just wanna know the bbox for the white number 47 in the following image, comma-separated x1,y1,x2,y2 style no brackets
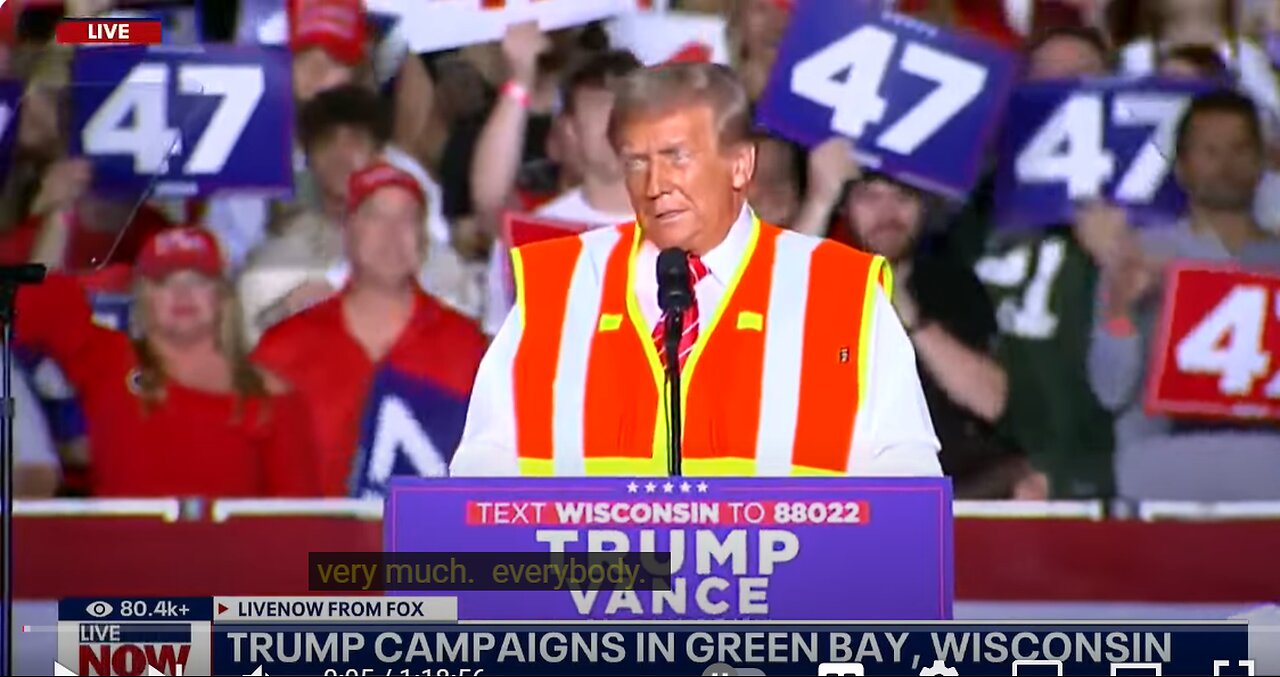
82,62,264,175
1176,284,1280,398
1015,92,1189,203
790,24,987,154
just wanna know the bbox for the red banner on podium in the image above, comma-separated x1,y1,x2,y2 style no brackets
1146,264,1280,421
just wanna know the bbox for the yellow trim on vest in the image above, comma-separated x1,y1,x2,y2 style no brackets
856,256,886,408
511,248,528,330
519,456,842,477
622,227,670,465
736,311,763,331
877,256,895,300
519,457,554,476
620,216,763,468
678,214,761,424
598,313,623,332
586,457,669,476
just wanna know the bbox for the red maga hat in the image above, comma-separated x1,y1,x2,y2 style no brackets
136,227,224,280
346,162,426,215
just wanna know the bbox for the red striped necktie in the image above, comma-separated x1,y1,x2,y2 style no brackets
653,255,710,371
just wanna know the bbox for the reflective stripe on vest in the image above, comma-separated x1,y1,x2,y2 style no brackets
510,217,887,477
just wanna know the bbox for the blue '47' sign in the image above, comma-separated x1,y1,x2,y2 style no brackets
756,0,1017,198
70,45,295,199
993,76,1214,229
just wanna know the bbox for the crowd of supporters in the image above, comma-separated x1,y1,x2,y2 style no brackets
1,0,1279,501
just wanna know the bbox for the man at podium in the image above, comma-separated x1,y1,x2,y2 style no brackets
452,63,940,478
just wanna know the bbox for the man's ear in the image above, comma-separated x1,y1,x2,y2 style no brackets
559,114,582,149
730,140,757,191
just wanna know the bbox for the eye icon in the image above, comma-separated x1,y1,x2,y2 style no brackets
86,601,114,618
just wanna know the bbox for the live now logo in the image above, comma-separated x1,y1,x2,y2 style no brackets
51,661,269,676
55,19,163,45
54,662,182,676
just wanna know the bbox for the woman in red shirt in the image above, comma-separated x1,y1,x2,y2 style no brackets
15,227,320,497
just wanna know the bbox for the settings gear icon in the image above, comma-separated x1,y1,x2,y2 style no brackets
920,659,959,676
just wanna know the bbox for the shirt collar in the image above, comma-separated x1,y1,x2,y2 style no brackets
699,204,755,285
638,203,754,285
333,284,440,328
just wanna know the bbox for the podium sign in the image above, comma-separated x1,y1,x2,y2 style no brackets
1147,264,1280,420
386,477,953,620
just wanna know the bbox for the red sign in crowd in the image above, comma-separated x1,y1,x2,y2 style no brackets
1147,265,1280,421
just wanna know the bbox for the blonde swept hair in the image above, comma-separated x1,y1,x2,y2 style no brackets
607,62,753,152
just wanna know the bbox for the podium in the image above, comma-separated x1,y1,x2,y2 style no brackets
385,477,954,620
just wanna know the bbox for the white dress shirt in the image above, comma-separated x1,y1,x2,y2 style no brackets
453,205,941,477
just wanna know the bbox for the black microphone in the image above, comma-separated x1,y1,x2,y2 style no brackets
655,248,692,477
656,248,693,316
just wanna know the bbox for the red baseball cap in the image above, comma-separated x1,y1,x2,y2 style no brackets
136,227,224,280
0,0,17,46
346,162,426,215
291,0,367,66
666,41,714,65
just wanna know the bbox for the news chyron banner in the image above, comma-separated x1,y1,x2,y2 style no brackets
56,597,1252,675
56,596,456,676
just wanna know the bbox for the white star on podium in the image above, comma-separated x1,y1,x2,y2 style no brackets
662,482,675,493
626,481,639,493
644,481,658,493
696,481,709,493
680,481,692,493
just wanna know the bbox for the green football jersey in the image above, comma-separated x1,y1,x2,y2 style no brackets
974,228,1116,498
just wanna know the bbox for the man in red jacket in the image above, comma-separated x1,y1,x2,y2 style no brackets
253,163,487,496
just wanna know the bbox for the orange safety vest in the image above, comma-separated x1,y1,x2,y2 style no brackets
509,216,892,477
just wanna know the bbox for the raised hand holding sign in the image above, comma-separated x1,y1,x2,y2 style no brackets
1147,265,1280,421
375,0,635,54
756,0,1017,197
994,77,1213,229
71,45,294,199
606,10,729,66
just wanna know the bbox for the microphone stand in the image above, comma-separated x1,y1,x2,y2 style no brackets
0,264,45,675
663,312,684,477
